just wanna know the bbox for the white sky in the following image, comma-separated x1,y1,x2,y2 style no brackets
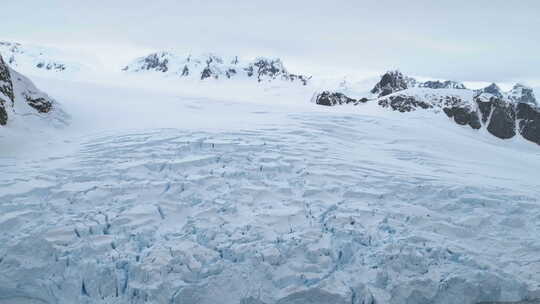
2,0,539,85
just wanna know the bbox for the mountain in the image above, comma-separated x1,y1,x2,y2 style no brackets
315,71,540,146
0,41,84,75
369,70,467,97
122,51,311,85
0,53,67,127
370,70,417,96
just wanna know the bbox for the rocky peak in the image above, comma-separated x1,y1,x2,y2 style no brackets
508,83,537,105
123,52,171,73
371,70,416,97
478,83,504,99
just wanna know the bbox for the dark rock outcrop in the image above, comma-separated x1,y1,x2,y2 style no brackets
36,62,66,71
378,93,481,130
377,95,432,112
244,58,310,85
419,80,466,90
483,97,516,139
314,91,364,106
474,83,526,140
246,58,282,81
225,68,237,79
181,65,189,76
0,54,14,102
371,71,415,97
0,101,6,125
200,67,213,80
0,54,14,125
24,94,53,113
124,52,170,72
517,103,540,145
473,83,540,142
288,74,310,86
443,107,481,129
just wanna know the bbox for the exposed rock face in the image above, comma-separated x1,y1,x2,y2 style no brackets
443,107,482,129
476,96,517,139
0,55,14,125
314,91,366,106
0,53,58,126
123,53,310,85
473,83,540,141
35,62,67,71
478,83,504,99
23,94,53,113
123,52,170,73
419,80,466,90
0,54,14,101
371,71,415,97
0,98,7,125
378,95,432,112
517,103,540,145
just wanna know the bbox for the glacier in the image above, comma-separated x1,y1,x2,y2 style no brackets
0,46,540,304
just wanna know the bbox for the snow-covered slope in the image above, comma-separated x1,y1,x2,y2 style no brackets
122,51,310,85
0,41,86,76
1,73,540,304
0,53,68,130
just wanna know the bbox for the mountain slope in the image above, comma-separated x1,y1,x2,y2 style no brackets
122,51,310,85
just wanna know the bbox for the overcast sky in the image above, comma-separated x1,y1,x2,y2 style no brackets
3,0,539,84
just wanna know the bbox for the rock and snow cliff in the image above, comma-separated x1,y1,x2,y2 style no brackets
0,53,67,127
315,70,540,146
122,51,311,85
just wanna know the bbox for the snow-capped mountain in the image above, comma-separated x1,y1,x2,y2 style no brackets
0,41,85,75
315,70,540,146
370,70,467,97
122,51,311,85
0,53,67,127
